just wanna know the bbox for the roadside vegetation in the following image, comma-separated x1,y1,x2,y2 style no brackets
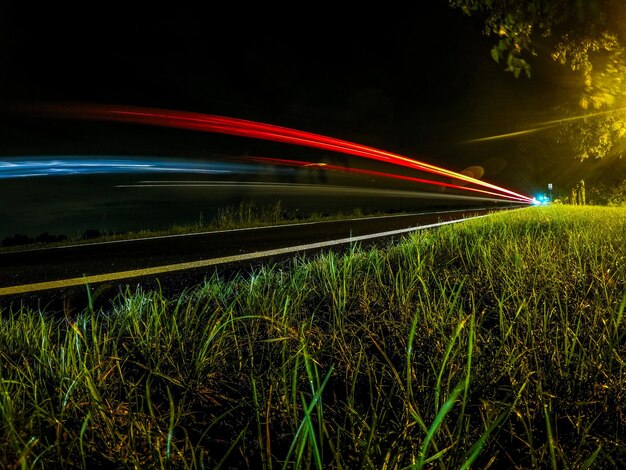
1,205,625,468
0,200,382,253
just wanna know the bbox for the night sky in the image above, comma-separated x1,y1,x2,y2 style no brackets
1,2,619,198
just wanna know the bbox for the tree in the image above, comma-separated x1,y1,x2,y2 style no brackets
449,0,626,159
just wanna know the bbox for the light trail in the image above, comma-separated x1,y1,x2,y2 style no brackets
242,156,531,202
114,180,516,203
0,157,260,179
463,106,626,143
540,105,626,126
462,125,558,143
12,102,534,203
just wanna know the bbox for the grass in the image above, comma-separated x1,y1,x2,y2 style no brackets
0,200,381,253
1,204,625,468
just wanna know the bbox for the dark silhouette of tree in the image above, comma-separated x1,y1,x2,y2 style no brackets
1,234,34,247
1,233,69,248
82,229,101,240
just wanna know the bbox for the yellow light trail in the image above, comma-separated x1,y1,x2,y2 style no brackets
462,106,626,143
463,126,557,143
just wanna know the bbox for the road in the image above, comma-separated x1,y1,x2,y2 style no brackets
0,206,523,311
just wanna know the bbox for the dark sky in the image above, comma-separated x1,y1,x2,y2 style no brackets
0,2,604,195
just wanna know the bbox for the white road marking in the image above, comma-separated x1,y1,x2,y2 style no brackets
0,214,489,296
3,208,495,253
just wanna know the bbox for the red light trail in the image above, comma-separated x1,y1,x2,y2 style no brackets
13,102,534,203
242,156,527,201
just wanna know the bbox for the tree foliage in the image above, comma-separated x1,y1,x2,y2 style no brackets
557,108,626,160
450,0,626,159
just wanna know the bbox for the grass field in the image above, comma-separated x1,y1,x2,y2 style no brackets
1,205,625,468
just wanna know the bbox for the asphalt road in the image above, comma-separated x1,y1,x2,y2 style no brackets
0,206,523,311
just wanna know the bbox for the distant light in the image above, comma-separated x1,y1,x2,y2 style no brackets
533,194,551,205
